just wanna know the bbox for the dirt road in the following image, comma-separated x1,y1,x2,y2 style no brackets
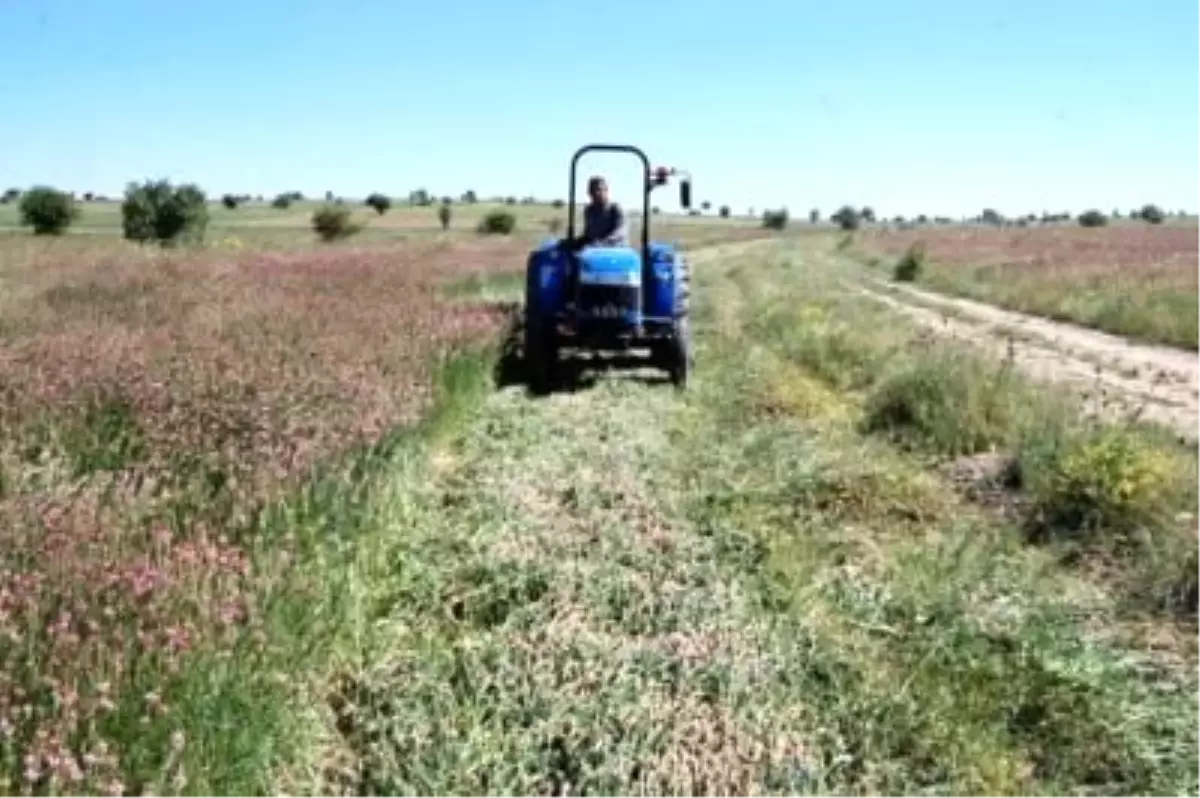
849,275,1199,442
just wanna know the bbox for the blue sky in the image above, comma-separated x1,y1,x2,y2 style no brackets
2,0,1196,217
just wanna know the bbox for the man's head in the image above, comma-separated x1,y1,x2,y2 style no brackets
587,175,609,207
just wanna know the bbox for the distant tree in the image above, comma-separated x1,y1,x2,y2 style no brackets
409,188,431,206
440,196,453,206
1,188,20,204
916,213,928,224
1077,209,1108,228
221,193,240,210
122,179,209,246
718,205,730,218
1111,208,1121,219
437,202,452,230
700,200,712,212
1138,203,1165,224
271,193,293,209
82,192,94,202
312,203,361,241
831,205,861,231
325,190,334,202
551,199,565,209
860,206,876,223
365,192,391,215
18,186,79,235
981,208,1003,226
462,190,477,203
762,208,789,230
504,196,516,205
651,206,661,215
809,208,820,224
477,209,516,235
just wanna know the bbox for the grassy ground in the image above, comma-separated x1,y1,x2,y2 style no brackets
320,239,1194,794
851,224,1199,349
1,225,1195,794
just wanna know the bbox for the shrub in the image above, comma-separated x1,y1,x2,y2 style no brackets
1138,204,1165,224
17,186,80,235
462,190,477,203
762,208,789,230
1077,209,1107,228
860,206,876,223
860,349,1027,456
437,203,452,230
271,193,293,209
121,180,209,246
809,208,820,223
1,187,20,203
831,205,861,231
312,203,361,241
222,194,240,210
893,241,926,282
701,201,712,212
365,193,391,215
477,210,516,235
1020,426,1186,553
551,199,565,209
718,205,730,218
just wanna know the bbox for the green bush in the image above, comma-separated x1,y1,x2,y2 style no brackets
437,203,452,230
221,194,240,210
18,186,80,235
477,210,516,235
271,193,293,209
762,208,789,230
1138,204,1165,225
831,205,861,231
365,193,391,215
1077,209,1107,228
893,241,927,282
718,205,730,218
1020,426,1184,544
860,349,1027,456
312,204,361,241
121,180,209,246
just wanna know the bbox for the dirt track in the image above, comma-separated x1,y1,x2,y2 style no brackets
851,276,1200,442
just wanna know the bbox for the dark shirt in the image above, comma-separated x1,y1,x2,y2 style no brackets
581,202,628,246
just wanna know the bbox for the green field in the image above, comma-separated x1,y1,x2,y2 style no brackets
0,210,1195,795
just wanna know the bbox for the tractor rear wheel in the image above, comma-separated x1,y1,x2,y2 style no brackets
524,315,556,394
666,316,692,388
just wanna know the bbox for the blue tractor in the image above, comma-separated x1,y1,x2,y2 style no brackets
523,143,695,393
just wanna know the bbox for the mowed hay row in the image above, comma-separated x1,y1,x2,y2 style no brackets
0,236,522,794
855,224,1199,348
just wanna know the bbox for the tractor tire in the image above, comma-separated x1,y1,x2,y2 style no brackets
666,316,692,389
524,315,556,394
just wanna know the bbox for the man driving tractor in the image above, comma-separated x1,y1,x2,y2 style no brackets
567,175,628,249
561,175,627,299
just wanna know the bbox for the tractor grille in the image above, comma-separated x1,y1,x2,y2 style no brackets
579,284,639,319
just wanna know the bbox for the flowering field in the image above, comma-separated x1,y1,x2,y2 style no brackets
855,223,1199,348
0,233,524,794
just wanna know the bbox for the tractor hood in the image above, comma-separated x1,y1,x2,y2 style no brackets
577,247,641,285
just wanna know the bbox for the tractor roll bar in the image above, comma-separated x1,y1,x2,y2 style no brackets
566,143,690,257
